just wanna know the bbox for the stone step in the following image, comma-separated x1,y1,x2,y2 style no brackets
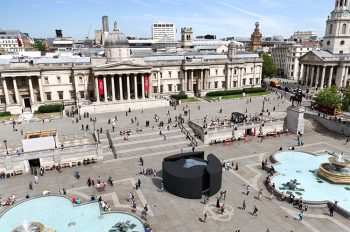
115,135,185,147
109,129,182,141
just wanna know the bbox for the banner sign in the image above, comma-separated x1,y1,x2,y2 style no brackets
144,75,149,95
98,79,104,95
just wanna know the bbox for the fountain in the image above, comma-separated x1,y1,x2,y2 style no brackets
318,153,350,184
12,221,54,232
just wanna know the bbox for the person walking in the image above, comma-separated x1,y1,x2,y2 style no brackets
329,204,335,217
346,138,349,145
246,185,250,196
203,212,207,223
298,211,304,221
258,189,263,200
242,200,246,210
34,175,38,184
252,206,258,216
138,179,141,188
160,182,164,192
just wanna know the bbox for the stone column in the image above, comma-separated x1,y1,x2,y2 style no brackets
95,76,100,102
200,69,204,90
119,75,123,101
299,64,304,83
157,72,161,98
111,75,116,102
148,74,152,99
340,66,347,88
304,65,309,84
38,76,45,103
2,78,10,105
328,66,334,87
204,70,208,90
126,74,131,100
134,74,138,100
28,77,35,103
141,75,145,99
190,70,194,91
315,66,320,87
103,75,108,102
320,66,326,89
310,66,315,87
12,77,20,104
345,66,349,87
184,70,187,92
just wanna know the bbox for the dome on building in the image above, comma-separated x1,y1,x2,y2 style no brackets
104,21,129,48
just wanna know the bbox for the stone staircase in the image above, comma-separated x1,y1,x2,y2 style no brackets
99,127,192,160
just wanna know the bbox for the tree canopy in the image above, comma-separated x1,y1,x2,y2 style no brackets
314,86,343,110
33,40,46,54
262,53,276,79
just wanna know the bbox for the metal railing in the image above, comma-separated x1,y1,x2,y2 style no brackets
178,121,198,147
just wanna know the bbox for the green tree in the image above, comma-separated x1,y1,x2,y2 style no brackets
262,53,276,79
314,86,343,110
33,40,46,54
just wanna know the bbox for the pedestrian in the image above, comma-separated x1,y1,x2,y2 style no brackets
192,146,195,152
138,179,141,188
160,182,164,192
216,198,220,208
246,185,250,195
298,211,304,221
258,189,263,200
63,188,66,195
34,175,38,184
329,204,335,217
242,200,246,210
270,189,274,200
203,212,207,223
346,138,349,145
252,206,258,216
235,162,239,170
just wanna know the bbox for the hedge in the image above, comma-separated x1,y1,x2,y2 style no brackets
35,104,64,114
171,92,188,100
0,112,11,117
206,87,267,97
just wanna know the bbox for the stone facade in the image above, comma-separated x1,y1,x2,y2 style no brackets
299,0,350,89
250,22,262,52
0,22,263,114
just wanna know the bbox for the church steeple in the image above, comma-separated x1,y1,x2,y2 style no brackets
322,0,350,54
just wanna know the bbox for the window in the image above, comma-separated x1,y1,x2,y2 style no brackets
160,72,163,78
80,91,85,98
329,24,333,35
233,81,237,88
69,76,73,83
178,71,180,78
168,84,172,92
340,40,345,45
215,69,218,75
57,76,61,84
79,76,83,84
342,24,347,34
327,41,331,46
69,91,74,99
249,78,253,85
256,78,260,85
160,85,163,93
243,79,246,85
234,69,237,75
221,81,225,88
45,92,51,101
251,68,253,73
168,71,172,78
208,82,211,89
58,91,64,100
44,77,49,84
214,82,218,88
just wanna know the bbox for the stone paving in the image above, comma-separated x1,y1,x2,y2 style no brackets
0,94,350,232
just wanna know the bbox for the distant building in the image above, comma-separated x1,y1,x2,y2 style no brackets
152,22,176,40
250,22,262,52
181,27,193,49
271,43,319,80
290,31,317,43
0,30,25,53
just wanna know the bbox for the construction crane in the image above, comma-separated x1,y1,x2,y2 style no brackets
86,22,92,40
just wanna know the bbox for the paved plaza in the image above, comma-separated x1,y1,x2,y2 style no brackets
0,93,350,232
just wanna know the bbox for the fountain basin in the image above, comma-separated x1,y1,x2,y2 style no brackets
318,163,350,184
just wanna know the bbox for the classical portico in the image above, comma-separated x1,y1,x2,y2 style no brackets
299,51,350,89
182,67,210,96
93,62,153,103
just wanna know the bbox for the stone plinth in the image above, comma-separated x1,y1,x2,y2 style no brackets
286,106,305,134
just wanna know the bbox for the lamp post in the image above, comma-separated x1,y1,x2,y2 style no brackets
188,109,191,121
76,92,81,120
53,136,57,148
262,97,266,113
3,140,8,155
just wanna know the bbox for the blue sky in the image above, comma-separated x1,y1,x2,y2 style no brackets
1,0,334,39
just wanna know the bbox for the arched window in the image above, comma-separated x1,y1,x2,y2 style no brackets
342,24,347,34
329,24,333,35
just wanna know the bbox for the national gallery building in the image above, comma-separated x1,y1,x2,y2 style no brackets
0,22,263,114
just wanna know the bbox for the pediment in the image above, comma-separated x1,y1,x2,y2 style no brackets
93,61,150,71
299,52,324,62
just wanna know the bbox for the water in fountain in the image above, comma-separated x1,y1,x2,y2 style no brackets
15,221,38,232
336,153,344,163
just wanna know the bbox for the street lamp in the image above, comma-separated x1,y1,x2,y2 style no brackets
3,140,8,155
262,97,266,113
188,109,191,121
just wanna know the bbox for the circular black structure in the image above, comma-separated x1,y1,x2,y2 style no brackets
162,151,222,199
